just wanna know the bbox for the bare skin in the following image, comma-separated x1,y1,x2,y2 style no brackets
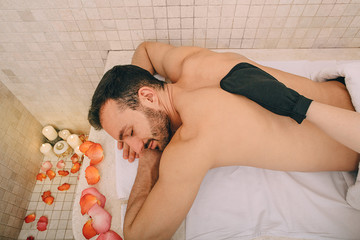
99,42,359,240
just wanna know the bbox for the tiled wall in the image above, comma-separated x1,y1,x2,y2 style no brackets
0,80,44,239
0,0,359,133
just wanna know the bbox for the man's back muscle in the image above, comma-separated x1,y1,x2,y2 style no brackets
174,87,358,172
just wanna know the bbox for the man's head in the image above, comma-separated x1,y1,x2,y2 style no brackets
88,65,171,153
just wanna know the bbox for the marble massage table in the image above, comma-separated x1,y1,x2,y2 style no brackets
73,49,360,240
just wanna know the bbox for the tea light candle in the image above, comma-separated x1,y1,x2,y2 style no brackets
67,134,82,149
40,143,56,157
42,125,58,141
59,129,71,140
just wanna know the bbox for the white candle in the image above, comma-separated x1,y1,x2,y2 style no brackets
42,125,58,141
67,134,82,149
59,129,71,140
40,143,56,157
74,145,84,157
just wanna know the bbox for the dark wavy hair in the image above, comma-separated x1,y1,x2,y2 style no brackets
88,65,166,130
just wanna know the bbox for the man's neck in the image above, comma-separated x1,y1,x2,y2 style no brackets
157,84,182,133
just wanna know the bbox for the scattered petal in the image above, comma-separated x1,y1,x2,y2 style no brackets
85,166,100,185
36,173,46,181
56,159,66,169
43,196,54,205
71,162,81,174
58,170,69,176
37,216,48,231
71,153,79,163
46,169,56,180
42,191,54,205
87,143,104,165
83,219,97,239
79,141,95,154
80,194,100,215
40,161,52,172
24,213,36,223
79,134,88,143
26,236,34,240
58,183,70,191
97,230,123,240
81,187,106,208
88,204,112,234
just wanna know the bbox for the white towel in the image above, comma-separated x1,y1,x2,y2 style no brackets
115,140,139,199
311,62,360,210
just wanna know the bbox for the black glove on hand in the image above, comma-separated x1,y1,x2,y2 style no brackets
220,63,313,124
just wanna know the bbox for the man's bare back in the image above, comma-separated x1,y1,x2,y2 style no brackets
173,86,358,172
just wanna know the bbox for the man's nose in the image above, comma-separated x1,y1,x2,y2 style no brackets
125,137,144,154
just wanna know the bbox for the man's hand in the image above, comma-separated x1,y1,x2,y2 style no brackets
117,141,139,163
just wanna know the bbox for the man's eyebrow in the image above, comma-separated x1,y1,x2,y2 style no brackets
118,125,127,141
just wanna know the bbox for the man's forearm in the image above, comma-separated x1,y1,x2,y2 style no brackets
123,150,160,239
131,42,155,74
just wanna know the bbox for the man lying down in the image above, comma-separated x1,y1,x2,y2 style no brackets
88,42,360,240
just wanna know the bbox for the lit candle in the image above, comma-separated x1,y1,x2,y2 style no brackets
42,125,58,141
59,129,71,140
40,143,56,157
67,134,82,149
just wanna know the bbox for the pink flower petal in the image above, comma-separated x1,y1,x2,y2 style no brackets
88,204,112,234
97,230,123,240
81,187,106,208
40,161,52,172
37,216,48,231
56,159,65,169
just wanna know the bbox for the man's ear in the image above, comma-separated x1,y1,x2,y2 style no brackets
138,86,159,108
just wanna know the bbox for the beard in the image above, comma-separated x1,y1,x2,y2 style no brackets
142,107,172,151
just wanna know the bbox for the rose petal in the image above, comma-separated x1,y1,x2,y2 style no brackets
88,204,112,234
85,166,100,185
26,236,34,240
43,196,54,205
41,191,51,200
97,230,123,240
71,153,79,163
71,162,81,174
83,219,97,239
37,216,48,231
79,141,95,154
56,159,65,169
80,194,100,215
86,143,104,165
58,170,69,176
40,161,52,172
81,187,106,208
24,213,36,223
36,173,46,181
58,183,70,191
46,169,56,180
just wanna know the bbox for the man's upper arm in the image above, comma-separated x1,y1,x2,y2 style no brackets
127,141,211,240
132,41,203,82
